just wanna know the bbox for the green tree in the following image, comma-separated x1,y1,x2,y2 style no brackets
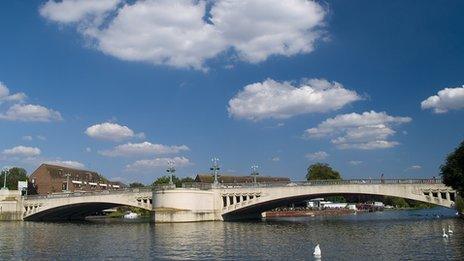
306,163,341,180
180,177,195,183
129,182,145,188
152,176,196,187
152,175,181,187
0,167,28,190
440,140,464,195
383,196,409,208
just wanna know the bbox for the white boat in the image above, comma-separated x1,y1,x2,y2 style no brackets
123,212,139,219
313,244,321,258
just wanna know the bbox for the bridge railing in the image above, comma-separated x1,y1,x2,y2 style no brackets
182,179,443,190
23,187,153,200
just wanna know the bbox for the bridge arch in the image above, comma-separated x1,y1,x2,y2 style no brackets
23,190,152,221
219,183,456,220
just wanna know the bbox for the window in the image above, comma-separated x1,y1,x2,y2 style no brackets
441,192,447,200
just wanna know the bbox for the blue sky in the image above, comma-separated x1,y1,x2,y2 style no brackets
1,0,463,184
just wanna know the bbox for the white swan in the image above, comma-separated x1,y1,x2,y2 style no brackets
442,228,448,238
313,244,321,258
448,225,453,235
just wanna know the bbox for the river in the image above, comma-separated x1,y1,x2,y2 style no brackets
0,208,462,260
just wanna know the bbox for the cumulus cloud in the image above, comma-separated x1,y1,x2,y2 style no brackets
99,141,189,157
40,0,121,23
2,146,41,157
304,111,411,150
0,82,26,103
22,136,33,141
0,104,62,122
228,78,361,121
405,165,422,172
45,160,86,169
40,0,327,70
305,151,329,161
348,160,363,166
210,0,325,63
126,156,192,171
85,122,143,141
421,86,464,113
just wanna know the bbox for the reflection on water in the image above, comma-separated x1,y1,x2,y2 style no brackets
1,208,463,260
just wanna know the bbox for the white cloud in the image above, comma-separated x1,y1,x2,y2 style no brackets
2,146,41,157
99,141,189,157
210,0,326,63
85,122,142,141
39,0,121,24
405,165,422,171
0,82,26,103
348,160,362,166
421,86,464,113
305,151,329,161
126,156,192,171
271,156,280,162
22,136,33,141
304,111,411,150
92,0,225,70
45,160,86,169
40,0,327,70
0,104,62,122
228,78,361,121
85,147,92,152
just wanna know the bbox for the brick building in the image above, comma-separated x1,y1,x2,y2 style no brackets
29,164,125,195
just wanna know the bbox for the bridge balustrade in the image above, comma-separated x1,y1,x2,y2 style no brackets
23,187,153,200
182,179,444,190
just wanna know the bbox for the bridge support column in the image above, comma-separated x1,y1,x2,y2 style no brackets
152,189,219,222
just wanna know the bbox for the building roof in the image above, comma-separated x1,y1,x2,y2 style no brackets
194,173,290,183
30,163,121,185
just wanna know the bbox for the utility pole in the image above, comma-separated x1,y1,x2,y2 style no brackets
166,160,176,187
210,157,220,187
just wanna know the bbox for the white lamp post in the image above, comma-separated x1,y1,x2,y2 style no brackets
210,157,220,187
251,164,259,185
2,167,10,190
167,160,176,187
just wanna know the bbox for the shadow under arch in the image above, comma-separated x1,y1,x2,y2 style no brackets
24,202,147,221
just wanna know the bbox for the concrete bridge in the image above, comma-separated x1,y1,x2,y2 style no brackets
22,188,152,221
11,179,457,222
153,179,457,222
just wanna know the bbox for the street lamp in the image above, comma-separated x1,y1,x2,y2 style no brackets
2,167,10,190
251,164,259,185
210,157,220,187
166,160,176,187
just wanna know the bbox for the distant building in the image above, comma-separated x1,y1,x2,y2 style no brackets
29,164,125,195
194,173,290,184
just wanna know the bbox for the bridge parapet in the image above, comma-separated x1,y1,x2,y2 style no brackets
182,179,446,190
23,188,153,200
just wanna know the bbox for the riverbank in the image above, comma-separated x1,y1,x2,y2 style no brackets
264,208,355,218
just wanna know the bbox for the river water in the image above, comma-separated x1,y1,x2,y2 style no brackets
1,208,463,260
